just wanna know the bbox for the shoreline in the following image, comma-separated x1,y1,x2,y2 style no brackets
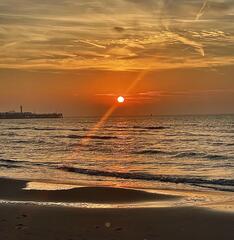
0,178,180,204
0,177,233,208
0,177,234,239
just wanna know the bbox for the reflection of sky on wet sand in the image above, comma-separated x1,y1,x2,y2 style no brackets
1,185,234,212
25,182,78,191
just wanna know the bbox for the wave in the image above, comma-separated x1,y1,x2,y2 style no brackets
1,132,18,136
132,126,168,130
205,154,230,160
0,158,51,165
7,125,168,133
35,127,67,131
10,139,49,145
0,159,26,164
60,135,118,140
226,143,234,146
8,127,32,130
11,140,32,144
8,127,87,132
34,127,87,132
59,166,234,189
211,142,225,146
134,150,168,155
0,159,62,169
174,152,204,158
174,152,230,160
133,149,231,160
0,159,26,169
0,164,21,169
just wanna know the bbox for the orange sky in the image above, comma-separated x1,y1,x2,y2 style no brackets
0,0,234,116
1,66,234,116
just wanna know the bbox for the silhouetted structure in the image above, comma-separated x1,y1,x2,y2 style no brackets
0,106,63,119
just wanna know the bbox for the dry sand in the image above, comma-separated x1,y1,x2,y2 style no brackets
0,178,233,240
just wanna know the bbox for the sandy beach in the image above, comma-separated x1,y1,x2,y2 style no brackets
0,178,233,240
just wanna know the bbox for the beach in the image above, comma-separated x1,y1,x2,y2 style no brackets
1,0,234,238
0,178,233,240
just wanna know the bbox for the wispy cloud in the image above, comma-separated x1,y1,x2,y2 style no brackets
195,0,209,21
77,40,106,49
124,89,234,102
0,0,233,71
167,32,205,56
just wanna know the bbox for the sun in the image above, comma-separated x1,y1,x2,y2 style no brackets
117,96,125,103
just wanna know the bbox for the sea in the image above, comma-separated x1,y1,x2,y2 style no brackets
0,115,233,193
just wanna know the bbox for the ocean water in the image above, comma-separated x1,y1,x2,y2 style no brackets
0,115,233,192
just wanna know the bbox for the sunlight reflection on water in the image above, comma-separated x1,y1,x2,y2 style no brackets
0,115,233,193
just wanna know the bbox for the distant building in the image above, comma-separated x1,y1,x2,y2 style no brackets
0,106,63,119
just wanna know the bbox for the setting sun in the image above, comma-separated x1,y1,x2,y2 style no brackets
117,96,125,103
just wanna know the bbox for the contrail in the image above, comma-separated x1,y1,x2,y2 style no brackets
1,42,18,49
78,40,106,49
196,0,209,21
158,1,205,56
171,33,205,57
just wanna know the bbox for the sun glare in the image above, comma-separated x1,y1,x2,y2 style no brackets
117,96,125,103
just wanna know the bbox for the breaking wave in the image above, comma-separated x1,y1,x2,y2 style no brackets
59,166,234,191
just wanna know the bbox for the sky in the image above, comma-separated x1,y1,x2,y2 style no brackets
0,0,234,116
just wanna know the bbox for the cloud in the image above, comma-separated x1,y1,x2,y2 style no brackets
113,26,125,32
167,32,205,56
107,47,137,58
195,0,209,21
77,40,106,49
134,89,234,100
95,89,234,105
0,0,233,71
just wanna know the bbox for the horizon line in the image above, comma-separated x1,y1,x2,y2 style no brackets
64,112,234,118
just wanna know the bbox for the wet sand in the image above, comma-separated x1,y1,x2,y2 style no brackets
0,178,178,203
0,178,234,240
